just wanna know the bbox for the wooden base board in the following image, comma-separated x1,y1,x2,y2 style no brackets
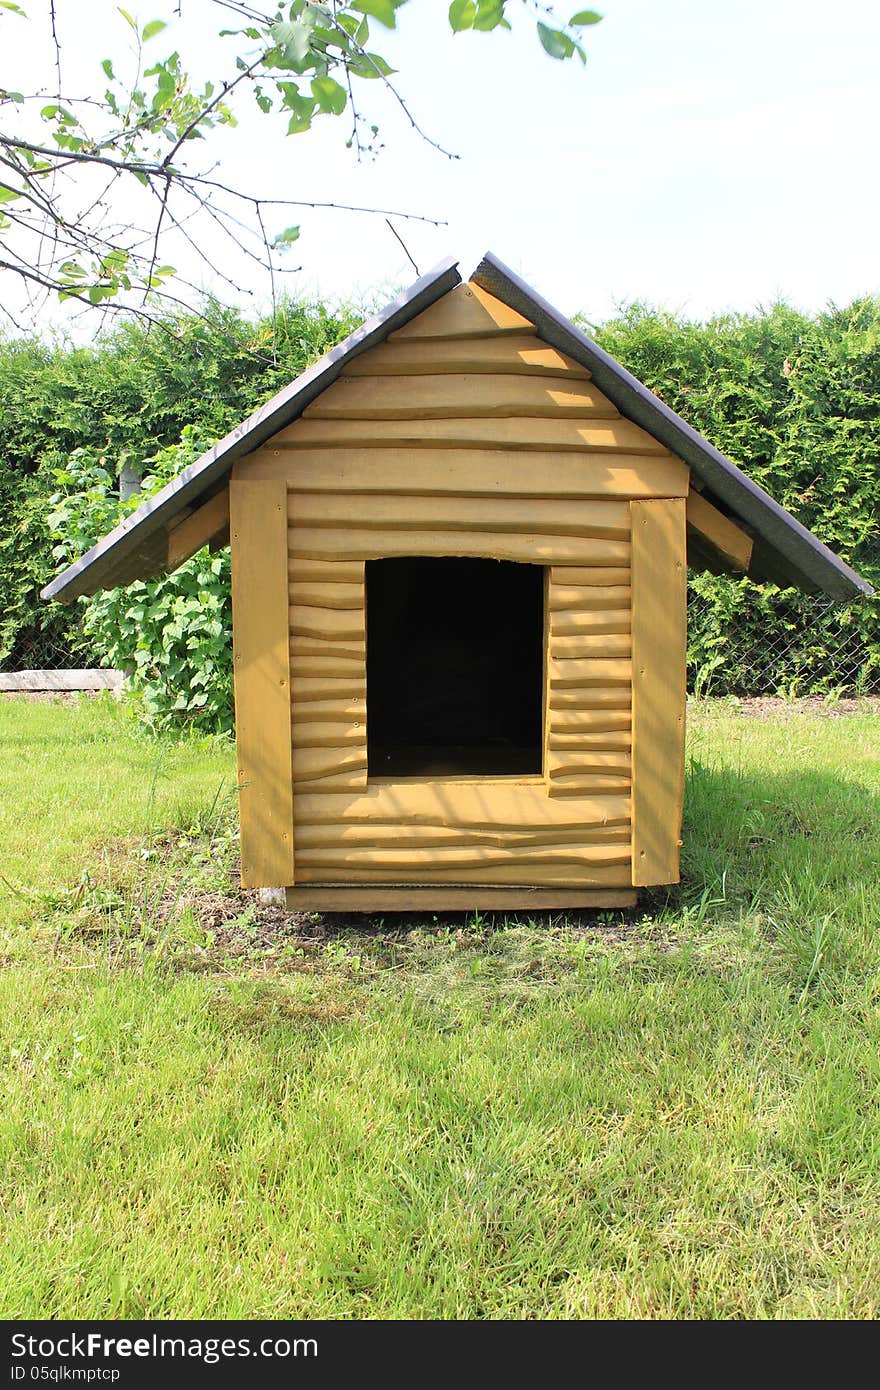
285,886,637,912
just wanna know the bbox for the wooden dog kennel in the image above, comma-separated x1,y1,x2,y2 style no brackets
44,253,871,911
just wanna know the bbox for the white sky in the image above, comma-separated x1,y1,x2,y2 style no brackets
3,0,880,329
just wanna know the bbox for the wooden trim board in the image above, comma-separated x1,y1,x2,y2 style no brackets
686,489,753,572
230,478,295,888
286,886,637,912
630,498,687,886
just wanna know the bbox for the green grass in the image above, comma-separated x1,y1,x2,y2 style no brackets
0,694,879,1318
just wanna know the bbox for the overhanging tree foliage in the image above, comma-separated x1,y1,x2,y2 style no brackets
0,0,601,327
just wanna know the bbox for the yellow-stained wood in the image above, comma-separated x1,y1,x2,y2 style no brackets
292,696,365,723
297,822,629,849
290,639,365,664
305,374,619,422
288,492,630,538
296,862,633,887
298,843,631,872
550,566,632,587
293,746,368,785
343,335,591,378
289,604,365,639
288,582,363,610
686,489,754,572
547,687,631,710
290,653,365,679
549,607,631,635
166,488,230,571
548,751,631,777
287,886,638,911
388,282,535,340
230,479,294,889
548,657,632,688
292,676,366,703
289,527,631,567
549,710,631,734
244,448,688,499
630,497,687,886
273,416,672,454
548,731,632,752
294,723,367,750
288,558,364,585
550,584,631,611
549,633,631,659
296,782,630,830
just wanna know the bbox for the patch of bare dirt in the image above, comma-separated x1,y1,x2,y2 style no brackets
693,696,880,719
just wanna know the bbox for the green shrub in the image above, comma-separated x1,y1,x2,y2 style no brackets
0,298,360,670
592,299,880,695
47,430,234,733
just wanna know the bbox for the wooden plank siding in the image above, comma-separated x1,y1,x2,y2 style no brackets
232,279,689,896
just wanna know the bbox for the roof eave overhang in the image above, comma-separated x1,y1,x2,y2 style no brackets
472,251,873,601
42,256,462,603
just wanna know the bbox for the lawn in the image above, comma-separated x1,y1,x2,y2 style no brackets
0,694,878,1319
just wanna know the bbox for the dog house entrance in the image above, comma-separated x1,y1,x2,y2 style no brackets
366,557,544,778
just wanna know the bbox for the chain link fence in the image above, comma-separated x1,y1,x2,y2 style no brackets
1,613,93,674
4,582,878,699
687,588,879,699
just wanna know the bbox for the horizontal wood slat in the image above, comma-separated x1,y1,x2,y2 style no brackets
547,658,632,688
243,448,688,500
547,732,632,752
291,677,366,703
289,492,630,538
296,782,630,830
273,417,672,454
289,606,365,640
548,633,631,659
549,710,631,733
288,558,364,585
343,335,591,379
550,566,632,588
297,822,629,849
288,582,364,610
549,606,630,634
304,374,619,422
294,863,633,887
550,585,631,612
290,528,631,566
547,687,632,710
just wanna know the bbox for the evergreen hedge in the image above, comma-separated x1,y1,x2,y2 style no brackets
1,293,877,730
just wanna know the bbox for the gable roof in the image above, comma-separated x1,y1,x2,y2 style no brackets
43,251,871,603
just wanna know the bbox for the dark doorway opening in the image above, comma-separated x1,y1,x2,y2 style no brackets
366,556,544,777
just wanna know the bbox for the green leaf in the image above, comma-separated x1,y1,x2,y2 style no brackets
0,2,27,15
448,0,476,31
311,74,346,115
347,51,395,79
101,58,114,80
117,7,136,31
270,17,314,66
142,18,167,41
351,0,404,30
569,9,602,24
474,0,505,31
536,21,574,59
0,182,21,203
272,224,300,250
